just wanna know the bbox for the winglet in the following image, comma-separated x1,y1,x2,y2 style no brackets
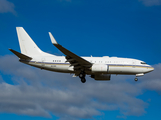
49,32,58,45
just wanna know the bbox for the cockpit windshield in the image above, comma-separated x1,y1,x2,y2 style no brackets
141,62,147,64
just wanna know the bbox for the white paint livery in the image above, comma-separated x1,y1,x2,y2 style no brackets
9,27,154,83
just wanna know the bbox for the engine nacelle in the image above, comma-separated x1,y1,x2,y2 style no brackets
91,74,111,81
91,64,108,73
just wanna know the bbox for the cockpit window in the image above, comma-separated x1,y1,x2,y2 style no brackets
141,62,147,64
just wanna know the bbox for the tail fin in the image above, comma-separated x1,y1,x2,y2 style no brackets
16,27,43,57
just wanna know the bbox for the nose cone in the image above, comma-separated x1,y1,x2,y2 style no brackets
147,66,154,73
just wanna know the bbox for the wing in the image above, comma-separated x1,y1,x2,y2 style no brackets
49,32,92,71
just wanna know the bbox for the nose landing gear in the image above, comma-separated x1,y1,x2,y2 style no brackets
134,78,138,81
81,78,86,83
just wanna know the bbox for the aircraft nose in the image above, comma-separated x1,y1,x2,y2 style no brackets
148,66,154,72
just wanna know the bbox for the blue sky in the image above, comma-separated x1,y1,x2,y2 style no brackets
0,0,161,120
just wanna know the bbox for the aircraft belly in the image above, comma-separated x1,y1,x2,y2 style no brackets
108,65,147,74
26,61,72,73
45,64,67,70
21,61,150,75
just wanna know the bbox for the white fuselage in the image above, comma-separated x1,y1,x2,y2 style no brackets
20,55,154,76
10,27,154,82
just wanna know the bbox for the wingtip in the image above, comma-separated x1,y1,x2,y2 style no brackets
9,48,15,53
49,32,58,45
8,48,13,51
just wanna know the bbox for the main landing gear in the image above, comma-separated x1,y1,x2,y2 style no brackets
134,77,138,81
79,71,86,83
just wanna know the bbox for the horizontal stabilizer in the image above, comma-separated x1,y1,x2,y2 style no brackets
9,49,32,60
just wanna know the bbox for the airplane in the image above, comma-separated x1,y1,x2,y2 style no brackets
9,27,154,83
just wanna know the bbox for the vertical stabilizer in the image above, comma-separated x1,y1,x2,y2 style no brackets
16,27,43,57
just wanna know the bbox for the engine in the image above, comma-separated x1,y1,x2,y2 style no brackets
91,64,108,73
91,74,111,81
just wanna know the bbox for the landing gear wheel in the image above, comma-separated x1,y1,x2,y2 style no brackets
79,71,86,83
134,78,138,81
79,73,85,78
81,78,86,83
